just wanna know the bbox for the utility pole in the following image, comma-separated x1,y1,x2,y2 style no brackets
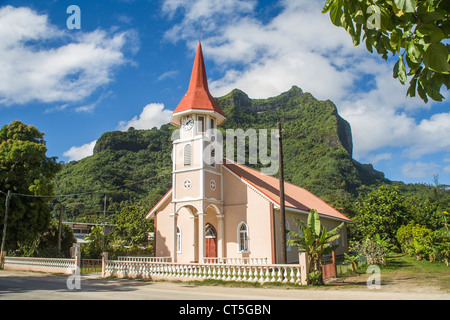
57,204,63,253
102,195,107,251
97,196,114,252
1,190,12,268
278,121,287,264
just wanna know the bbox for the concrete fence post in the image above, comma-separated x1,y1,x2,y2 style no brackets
299,252,309,285
102,252,108,277
72,243,81,273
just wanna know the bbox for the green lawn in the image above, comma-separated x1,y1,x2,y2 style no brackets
379,254,450,292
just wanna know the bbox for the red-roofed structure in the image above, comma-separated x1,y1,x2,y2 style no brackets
171,41,226,127
147,40,351,264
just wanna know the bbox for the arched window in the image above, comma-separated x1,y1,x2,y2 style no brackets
238,222,249,252
176,227,181,253
184,143,192,166
205,224,216,238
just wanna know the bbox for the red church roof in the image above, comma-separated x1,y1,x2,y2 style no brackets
147,159,352,223
222,159,352,223
171,41,226,127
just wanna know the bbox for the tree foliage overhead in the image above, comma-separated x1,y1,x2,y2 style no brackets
322,0,450,103
0,120,61,249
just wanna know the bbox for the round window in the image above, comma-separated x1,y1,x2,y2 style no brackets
183,179,192,189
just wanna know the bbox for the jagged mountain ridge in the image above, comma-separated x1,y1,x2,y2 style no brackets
53,86,388,220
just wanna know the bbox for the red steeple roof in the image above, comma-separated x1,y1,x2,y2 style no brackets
171,41,226,126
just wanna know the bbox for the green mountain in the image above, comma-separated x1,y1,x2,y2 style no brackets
51,86,389,222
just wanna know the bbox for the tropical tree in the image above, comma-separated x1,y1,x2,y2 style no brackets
82,225,105,259
287,209,344,285
0,120,61,250
322,0,450,103
351,185,408,246
113,205,151,247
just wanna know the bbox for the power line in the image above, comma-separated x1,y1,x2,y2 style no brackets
0,176,158,199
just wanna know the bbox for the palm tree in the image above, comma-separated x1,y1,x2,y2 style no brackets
287,209,344,285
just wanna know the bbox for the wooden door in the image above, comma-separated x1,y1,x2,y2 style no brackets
205,237,217,258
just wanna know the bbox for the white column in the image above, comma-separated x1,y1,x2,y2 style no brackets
190,215,197,262
217,213,225,259
198,212,205,262
170,212,178,263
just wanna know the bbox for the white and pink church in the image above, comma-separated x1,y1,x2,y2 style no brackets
146,40,352,264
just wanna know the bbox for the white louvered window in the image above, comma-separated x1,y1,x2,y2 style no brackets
184,143,192,166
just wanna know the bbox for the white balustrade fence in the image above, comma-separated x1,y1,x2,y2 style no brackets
201,257,268,265
117,256,172,263
104,260,303,284
3,256,76,274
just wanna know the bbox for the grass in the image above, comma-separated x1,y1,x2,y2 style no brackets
329,253,450,292
379,254,450,292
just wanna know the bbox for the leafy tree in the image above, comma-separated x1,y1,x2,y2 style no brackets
82,225,106,259
0,120,61,250
287,209,344,285
322,0,450,103
16,219,76,258
351,185,409,246
113,205,152,246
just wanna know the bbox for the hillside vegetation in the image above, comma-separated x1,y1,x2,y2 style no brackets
50,86,438,223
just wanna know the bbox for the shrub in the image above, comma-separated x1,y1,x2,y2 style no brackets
349,234,390,266
396,224,433,254
400,228,450,264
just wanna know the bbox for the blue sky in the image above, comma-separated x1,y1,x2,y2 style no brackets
1,0,449,186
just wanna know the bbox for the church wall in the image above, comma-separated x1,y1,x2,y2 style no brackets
222,168,273,262
176,206,196,263
204,170,221,200
174,171,201,199
154,199,173,259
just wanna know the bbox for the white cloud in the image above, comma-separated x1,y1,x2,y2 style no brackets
63,140,97,162
401,161,440,179
366,153,392,165
161,0,450,173
117,103,172,131
0,5,136,106
407,112,450,158
158,70,179,81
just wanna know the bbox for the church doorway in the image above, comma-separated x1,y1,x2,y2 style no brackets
205,224,217,260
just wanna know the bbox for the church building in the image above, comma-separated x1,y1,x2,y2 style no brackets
146,40,352,264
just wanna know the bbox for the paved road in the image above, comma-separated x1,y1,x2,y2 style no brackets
1,270,449,300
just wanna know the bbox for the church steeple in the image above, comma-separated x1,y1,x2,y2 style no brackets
171,40,226,127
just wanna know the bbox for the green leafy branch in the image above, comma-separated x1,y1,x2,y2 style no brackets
322,0,450,103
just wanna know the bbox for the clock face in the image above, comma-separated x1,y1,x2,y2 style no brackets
182,117,194,131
